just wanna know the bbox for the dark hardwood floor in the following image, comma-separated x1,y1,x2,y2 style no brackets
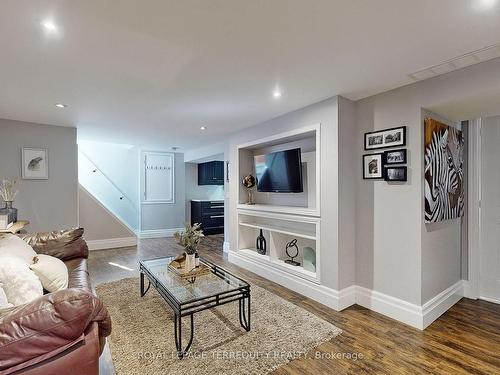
89,235,500,375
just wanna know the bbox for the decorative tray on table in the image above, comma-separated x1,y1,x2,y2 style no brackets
168,254,211,280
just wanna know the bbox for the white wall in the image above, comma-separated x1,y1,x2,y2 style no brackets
226,96,342,290
140,152,185,231
356,90,423,304
478,115,500,302
184,142,226,163
78,141,140,231
0,119,78,233
78,141,140,208
78,141,186,234
185,56,500,325
79,185,134,241
355,57,500,305
338,97,357,289
185,162,224,223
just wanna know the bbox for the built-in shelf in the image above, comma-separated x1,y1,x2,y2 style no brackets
239,221,316,240
239,248,271,262
237,249,317,283
234,124,322,288
237,204,319,217
273,258,317,280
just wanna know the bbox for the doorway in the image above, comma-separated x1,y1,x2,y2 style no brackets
478,116,500,304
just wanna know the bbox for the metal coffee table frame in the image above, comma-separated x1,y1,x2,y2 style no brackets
139,257,251,358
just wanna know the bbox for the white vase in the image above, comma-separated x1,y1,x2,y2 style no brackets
185,253,196,271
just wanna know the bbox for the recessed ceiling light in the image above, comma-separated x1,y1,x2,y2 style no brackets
55,103,67,108
472,0,497,11
200,126,207,130
273,90,282,98
41,20,57,32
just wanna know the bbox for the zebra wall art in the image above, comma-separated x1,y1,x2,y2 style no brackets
424,118,464,223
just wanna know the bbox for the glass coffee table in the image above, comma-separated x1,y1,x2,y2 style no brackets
139,256,251,358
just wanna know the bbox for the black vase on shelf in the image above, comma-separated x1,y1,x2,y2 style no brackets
256,229,267,255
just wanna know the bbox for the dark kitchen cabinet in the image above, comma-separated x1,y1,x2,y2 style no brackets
191,200,224,235
198,161,224,185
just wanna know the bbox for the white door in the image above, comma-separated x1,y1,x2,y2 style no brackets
143,152,174,203
480,116,500,304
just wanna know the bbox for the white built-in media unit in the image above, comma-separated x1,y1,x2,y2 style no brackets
228,124,332,303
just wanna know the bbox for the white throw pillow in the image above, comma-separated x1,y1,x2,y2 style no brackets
0,256,43,306
0,283,13,309
29,254,69,292
0,234,37,264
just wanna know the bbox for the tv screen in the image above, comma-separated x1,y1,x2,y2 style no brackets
254,148,303,193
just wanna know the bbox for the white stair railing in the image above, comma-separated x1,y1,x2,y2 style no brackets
78,150,139,232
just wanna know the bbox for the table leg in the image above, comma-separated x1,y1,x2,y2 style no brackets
140,272,151,297
174,314,194,359
239,294,251,332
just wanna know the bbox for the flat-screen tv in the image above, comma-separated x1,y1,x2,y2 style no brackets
254,148,303,193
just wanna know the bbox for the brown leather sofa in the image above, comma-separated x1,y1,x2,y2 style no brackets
0,228,111,375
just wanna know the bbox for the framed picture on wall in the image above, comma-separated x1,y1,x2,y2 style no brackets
384,148,407,164
22,148,48,179
364,126,406,150
362,153,384,179
385,166,407,182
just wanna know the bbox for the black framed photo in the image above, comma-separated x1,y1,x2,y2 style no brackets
364,126,406,150
385,166,407,182
363,153,384,179
384,148,407,164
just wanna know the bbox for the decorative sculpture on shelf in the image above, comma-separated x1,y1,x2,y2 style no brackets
284,239,300,266
256,229,267,255
242,174,256,205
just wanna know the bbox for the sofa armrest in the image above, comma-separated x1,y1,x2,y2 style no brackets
0,288,111,373
18,228,89,261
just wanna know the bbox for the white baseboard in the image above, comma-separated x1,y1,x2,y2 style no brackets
87,237,137,251
463,280,476,299
228,250,355,311
422,280,464,329
479,295,500,304
356,280,464,330
356,286,423,328
228,250,464,330
223,241,231,253
338,285,357,310
138,228,183,239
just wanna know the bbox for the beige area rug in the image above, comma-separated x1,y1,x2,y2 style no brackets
96,277,341,375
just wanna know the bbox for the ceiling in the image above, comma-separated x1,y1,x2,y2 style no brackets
1,0,500,151
429,87,500,122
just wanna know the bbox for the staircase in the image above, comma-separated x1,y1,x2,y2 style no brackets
78,149,139,234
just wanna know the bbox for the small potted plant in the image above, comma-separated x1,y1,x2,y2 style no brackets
174,223,204,270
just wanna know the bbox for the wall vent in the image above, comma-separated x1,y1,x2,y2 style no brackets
408,43,500,81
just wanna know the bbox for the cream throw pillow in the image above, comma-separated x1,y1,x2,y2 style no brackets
0,234,37,264
0,283,13,309
30,254,69,292
0,256,43,306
